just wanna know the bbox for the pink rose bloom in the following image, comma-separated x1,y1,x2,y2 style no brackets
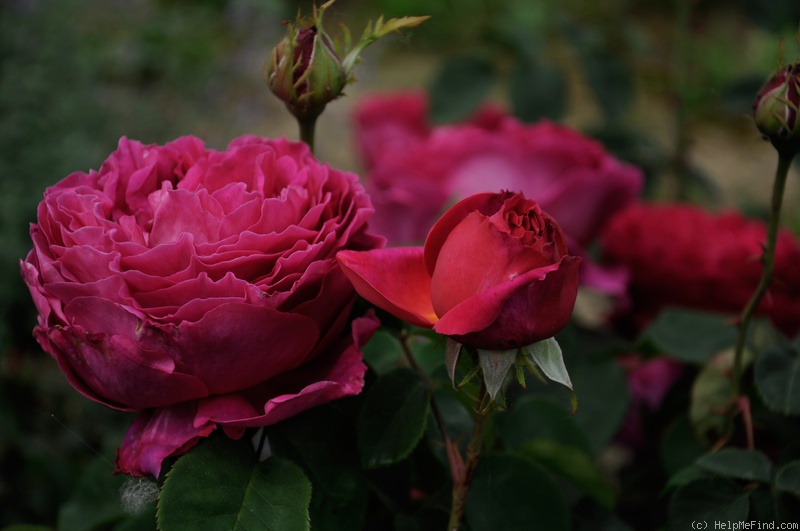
353,91,643,295
601,202,800,338
20,135,382,477
338,192,581,350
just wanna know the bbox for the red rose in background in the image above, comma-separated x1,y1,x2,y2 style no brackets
353,91,642,296
338,192,581,350
601,202,800,338
20,135,382,477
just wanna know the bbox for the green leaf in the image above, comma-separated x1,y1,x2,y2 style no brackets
57,456,129,531
407,329,447,376
519,327,628,454
361,329,403,375
660,415,706,476
267,406,368,531
465,453,569,531
428,55,496,124
663,465,709,494
754,345,800,415
776,461,800,498
569,358,628,455
642,309,737,364
357,368,430,469
157,437,311,531
748,486,779,523
509,56,567,122
494,396,592,456
426,386,474,466
668,478,750,530
477,348,517,401
696,448,773,483
517,439,615,508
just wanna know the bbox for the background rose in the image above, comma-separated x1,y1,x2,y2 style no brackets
20,135,382,477
338,191,580,350
615,354,684,448
600,202,800,338
353,91,642,295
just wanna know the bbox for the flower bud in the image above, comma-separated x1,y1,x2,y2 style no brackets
753,61,800,156
265,1,429,130
266,21,347,121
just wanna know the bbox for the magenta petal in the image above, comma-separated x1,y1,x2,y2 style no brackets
197,313,378,428
434,256,581,349
51,297,209,409
337,248,437,327
178,303,320,395
115,402,216,477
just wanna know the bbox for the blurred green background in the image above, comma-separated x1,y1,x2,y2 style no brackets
2,0,800,527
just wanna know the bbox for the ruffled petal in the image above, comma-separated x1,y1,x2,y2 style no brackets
196,313,378,428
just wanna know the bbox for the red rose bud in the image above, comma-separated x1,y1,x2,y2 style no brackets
337,191,581,350
266,20,346,121
754,61,800,156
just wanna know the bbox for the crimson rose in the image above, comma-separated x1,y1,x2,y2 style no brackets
21,135,382,477
353,91,641,296
337,191,580,350
601,202,800,338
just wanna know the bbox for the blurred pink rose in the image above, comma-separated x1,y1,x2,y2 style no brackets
21,135,382,477
338,191,580,350
353,91,643,295
601,202,800,338
616,354,684,448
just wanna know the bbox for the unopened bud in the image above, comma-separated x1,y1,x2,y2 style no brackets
754,61,800,156
266,19,346,121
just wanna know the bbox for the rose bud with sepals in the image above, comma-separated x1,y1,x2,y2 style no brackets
754,61,800,157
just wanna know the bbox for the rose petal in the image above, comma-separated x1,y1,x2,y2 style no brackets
434,256,581,349
47,298,209,410
429,211,555,317
115,402,217,477
338,248,437,327
177,302,320,395
423,192,508,275
196,313,378,428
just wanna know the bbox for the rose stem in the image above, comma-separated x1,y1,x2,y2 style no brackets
447,381,488,531
731,152,794,409
299,115,317,153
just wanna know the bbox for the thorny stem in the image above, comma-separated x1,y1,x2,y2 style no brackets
398,332,489,530
447,382,488,531
731,153,794,400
